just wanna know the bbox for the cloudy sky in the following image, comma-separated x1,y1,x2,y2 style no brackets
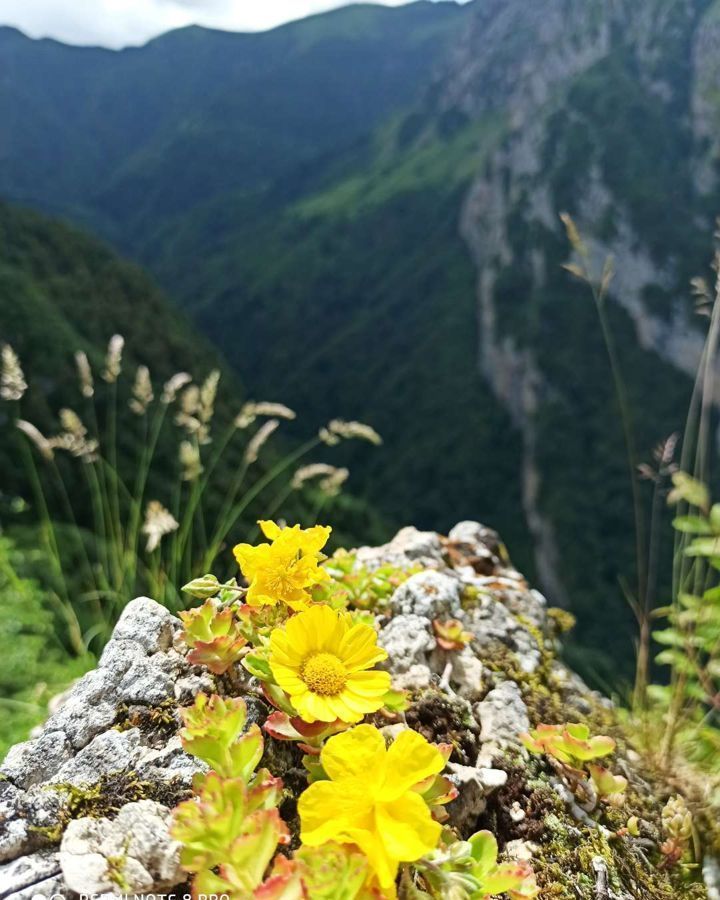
0,0,458,48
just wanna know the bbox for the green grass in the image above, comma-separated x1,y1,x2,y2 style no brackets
295,114,505,219
0,537,94,757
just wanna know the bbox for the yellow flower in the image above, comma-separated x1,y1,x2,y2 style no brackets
299,725,444,892
233,520,331,610
269,604,391,723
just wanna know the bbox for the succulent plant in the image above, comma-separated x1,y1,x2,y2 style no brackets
179,598,247,674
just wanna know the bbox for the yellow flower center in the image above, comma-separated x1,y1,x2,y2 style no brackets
301,652,347,696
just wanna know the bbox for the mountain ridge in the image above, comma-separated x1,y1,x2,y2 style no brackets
3,0,720,679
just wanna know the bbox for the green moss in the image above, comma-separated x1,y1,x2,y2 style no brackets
106,844,131,891
31,770,192,845
479,753,707,899
546,607,577,637
473,602,709,897
113,699,180,741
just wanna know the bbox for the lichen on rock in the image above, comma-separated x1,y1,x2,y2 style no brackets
0,521,714,898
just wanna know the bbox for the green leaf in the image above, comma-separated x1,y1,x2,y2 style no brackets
652,628,684,647
647,684,671,703
668,472,710,511
655,649,695,675
685,537,720,557
710,504,720,533
182,573,221,599
468,830,498,878
672,516,712,535
242,652,274,681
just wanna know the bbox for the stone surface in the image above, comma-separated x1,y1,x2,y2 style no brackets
445,763,490,832
0,783,33,864
43,669,119,751
705,856,720,900
430,647,484,699
474,680,530,766
390,570,462,619
9,874,68,900
0,850,61,899
135,735,207,787
1,520,712,898
59,801,182,894
1,731,73,790
355,526,444,571
377,614,435,673
111,597,179,654
466,594,542,673
50,728,143,786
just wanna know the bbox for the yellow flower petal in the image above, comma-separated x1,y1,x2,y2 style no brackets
350,828,398,890
245,588,277,607
345,669,391,698
382,729,445,800
234,522,331,609
270,663,307,695
267,628,294,662
321,723,386,782
375,792,442,862
299,780,370,844
339,623,388,671
322,694,363,723
294,690,339,723
299,523,333,554
283,611,316,657
268,602,390,724
259,519,283,540
335,689,382,716
297,725,445,893
308,604,345,654
343,672,391,712
232,543,257,573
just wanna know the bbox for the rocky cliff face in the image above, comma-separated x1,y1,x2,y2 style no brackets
0,522,714,898
432,0,720,631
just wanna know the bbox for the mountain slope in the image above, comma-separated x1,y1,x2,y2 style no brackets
129,0,719,678
0,201,234,500
4,0,720,680
0,2,468,245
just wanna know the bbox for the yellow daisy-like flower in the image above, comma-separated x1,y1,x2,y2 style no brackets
299,724,444,893
233,520,331,610
269,604,391,723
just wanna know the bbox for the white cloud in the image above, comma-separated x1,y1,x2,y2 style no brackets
0,0,446,48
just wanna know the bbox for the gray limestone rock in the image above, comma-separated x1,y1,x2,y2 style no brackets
135,735,207,787
377,614,435,672
390,570,462,619
429,647,484,699
59,801,183,894
474,680,530,766
111,597,179,654
44,669,118,751
0,850,61,900
0,783,33,864
50,729,143,786
355,526,445,571
1,731,73,790
466,594,542,673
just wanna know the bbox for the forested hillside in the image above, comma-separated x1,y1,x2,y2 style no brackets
0,202,231,499
4,0,720,681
